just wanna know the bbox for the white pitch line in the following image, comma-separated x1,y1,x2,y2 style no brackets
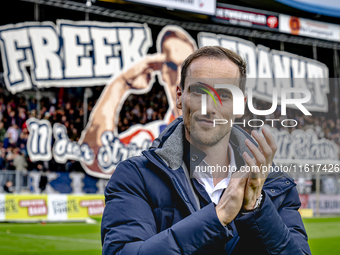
304,222,340,226
0,232,101,244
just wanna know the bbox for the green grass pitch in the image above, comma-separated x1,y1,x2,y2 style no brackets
0,222,101,255
303,217,340,255
0,217,339,254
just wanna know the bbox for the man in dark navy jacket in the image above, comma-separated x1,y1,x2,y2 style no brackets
101,46,311,254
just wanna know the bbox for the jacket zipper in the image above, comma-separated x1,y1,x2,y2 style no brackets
142,150,196,214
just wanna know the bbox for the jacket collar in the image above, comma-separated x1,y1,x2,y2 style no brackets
150,116,256,171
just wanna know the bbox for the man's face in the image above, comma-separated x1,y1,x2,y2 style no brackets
161,37,194,87
177,57,242,146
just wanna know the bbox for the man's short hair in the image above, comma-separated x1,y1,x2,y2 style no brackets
180,46,247,92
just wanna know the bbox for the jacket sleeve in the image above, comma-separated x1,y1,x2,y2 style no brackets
234,187,311,255
101,159,233,255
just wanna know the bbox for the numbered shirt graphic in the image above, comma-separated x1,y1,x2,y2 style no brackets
27,117,53,162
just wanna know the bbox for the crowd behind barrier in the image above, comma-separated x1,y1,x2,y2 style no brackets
0,84,339,193
0,84,169,192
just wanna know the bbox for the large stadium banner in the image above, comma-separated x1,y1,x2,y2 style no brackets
0,20,338,178
0,20,152,94
0,194,104,222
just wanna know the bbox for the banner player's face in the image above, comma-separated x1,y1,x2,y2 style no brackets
161,37,194,89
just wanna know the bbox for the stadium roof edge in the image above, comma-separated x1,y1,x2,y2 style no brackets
19,0,340,50
275,0,340,18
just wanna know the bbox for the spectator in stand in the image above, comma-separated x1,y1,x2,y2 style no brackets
7,124,20,144
0,97,5,117
17,129,28,156
3,180,13,193
70,127,79,141
37,162,48,193
0,147,6,170
17,106,27,129
0,121,6,142
3,132,14,149
28,98,37,111
146,106,154,120
7,110,17,127
13,147,28,171
5,147,15,170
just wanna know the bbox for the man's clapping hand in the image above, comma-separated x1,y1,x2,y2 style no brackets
216,128,277,225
